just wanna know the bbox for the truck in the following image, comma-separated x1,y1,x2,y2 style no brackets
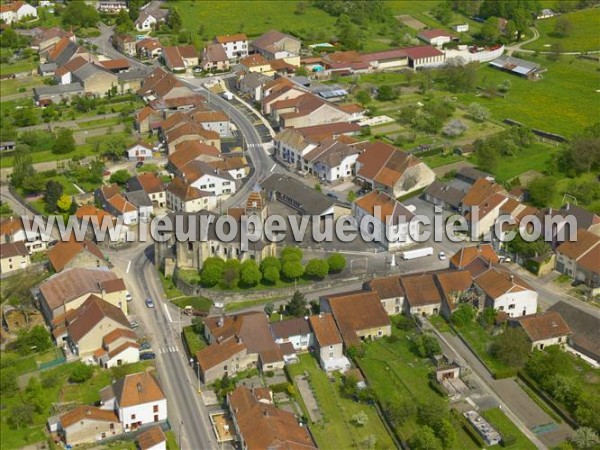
221,91,234,101
400,247,434,260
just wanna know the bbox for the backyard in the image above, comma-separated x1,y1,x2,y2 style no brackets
483,408,537,450
356,319,481,449
286,353,396,450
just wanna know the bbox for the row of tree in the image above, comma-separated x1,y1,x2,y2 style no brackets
196,248,346,289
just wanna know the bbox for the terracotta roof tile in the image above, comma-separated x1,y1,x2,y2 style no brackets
137,426,166,450
65,294,130,343
47,238,105,272
400,274,442,308
215,34,247,44
308,313,342,347
512,311,572,342
367,275,404,299
474,267,534,299
0,241,28,259
270,317,310,339
450,244,498,269
112,372,165,408
60,406,119,429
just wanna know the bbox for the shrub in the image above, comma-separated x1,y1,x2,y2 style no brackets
69,362,94,383
327,253,346,273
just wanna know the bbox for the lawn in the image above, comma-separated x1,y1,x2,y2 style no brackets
77,116,122,129
457,56,600,138
182,325,208,355
165,430,179,450
0,360,153,450
357,322,480,449
0,57,38,76
287,353,396,450
225,296,286,312
171,296,213,312
0,76,45,97
483,408,537,450
486,141,560,182
159,272,185,300
423,152,465,168
524,8,600,52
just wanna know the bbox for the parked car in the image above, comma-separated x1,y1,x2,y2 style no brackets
125,292,133,302
571,279,584,287
135,161,144,169
129,321,139,329
139,342,152,351
140,352,156,360
438,251,446,260
145,298,155,308
326,193,338,200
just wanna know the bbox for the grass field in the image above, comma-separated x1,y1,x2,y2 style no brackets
287,353,396,450
487,142,560,182
171,296,213,312
0,76,44,97
457,56,600,138
525,8,600,52
358,323,480,449
182,325,208,355
483,408,537,450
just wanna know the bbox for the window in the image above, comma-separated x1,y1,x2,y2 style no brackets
153,405,159,413
131,414,136,420
508,304,516,310
110,423,114,430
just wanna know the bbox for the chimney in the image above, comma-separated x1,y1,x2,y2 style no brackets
217,316,224,327
509,274,514,282
319,312,324,319
137,382,142,392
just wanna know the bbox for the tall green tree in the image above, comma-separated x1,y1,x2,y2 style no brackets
240,259,262,287
491,327,530,368
10,151,34,188
61,1,100,28
286,290,307,317
168,7,182,32
52,128,75,155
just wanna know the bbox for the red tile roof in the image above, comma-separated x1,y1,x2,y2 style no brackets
47,238,105,272
215,33,247,44
512,311,572,342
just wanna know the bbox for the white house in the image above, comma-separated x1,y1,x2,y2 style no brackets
101,372,167,431
270,317,313,351
273,127,316,169
308,313,350,373
165,177,217,213
305,139,362,183
475,268,538,318
0,241,31,276
0,216,49,253
179,160,236,197
135,9,168,32
0,1,37,24
137,426,167,450
127,142,154,161
417,29,456,47
214,34,248,60
354,191,419,251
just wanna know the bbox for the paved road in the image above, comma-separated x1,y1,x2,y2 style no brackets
107,243,217,450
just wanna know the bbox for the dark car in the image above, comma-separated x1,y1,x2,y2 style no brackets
135,161,144,169
571,279,584,287
326,193,338,200
140,352,156,360
139,342,152,351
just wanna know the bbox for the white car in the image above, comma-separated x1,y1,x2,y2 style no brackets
438,251,446,260
125,292,132,302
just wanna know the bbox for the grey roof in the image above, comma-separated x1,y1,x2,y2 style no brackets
290,76,311,87
424,180,465,209
240,71,271,90
34,83,84,96
118,68,149,81
124,190,153,208
489,55,541,74
54,41,80,66
261,173,335,216
39,62,58,72
72,63,111,81
548,301,600,361
456,166,493,184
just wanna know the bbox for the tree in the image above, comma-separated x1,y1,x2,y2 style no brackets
260,256,281,273
100,134,127,161
56,194,72,213
444,60,478,92
286,290,307,317
355,90,371,106
505,234,551,258
474,139,500,173
304,259,329,280
451,304,476,327
480,16,501,42
570,427,600,450
442,119,468,137
527,176,557,207
409,426,443,450
21,172,45,194
432,2,453,24
264,302,275,315
0,367,18,396
13,107,39,127
52,128,75,155
351,411,369,427
412,333,441,358
490,327,530,368
282,261,304,281
10,150,34,188
25,376,49,414
168,7,182,32
281,247,303,263
560,124,600,175
115,9,134,34
69,362,94,383
222,259,240,288
436,419,457,448
13,325,53,355
8,403,34,430
468,102,491,122
109,169,131,186
553,17,573,38
201,257,225,287
262,265,280,284
61,1,99,28
240,260,262,287
337,14,364,50
44,180,64,214
377,84,398,101
347,190,357,202
327,253,346,273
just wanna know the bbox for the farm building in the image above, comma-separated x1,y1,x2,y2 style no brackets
489,55,545,80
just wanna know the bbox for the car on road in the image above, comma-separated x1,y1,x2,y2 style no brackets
129,321,139,329
125,292,132,302
139,342,151,351
145,298,155,308
135,161,144,169
438,251,446,260
140,352,156,360
326,193,338,200
193,67,202,73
